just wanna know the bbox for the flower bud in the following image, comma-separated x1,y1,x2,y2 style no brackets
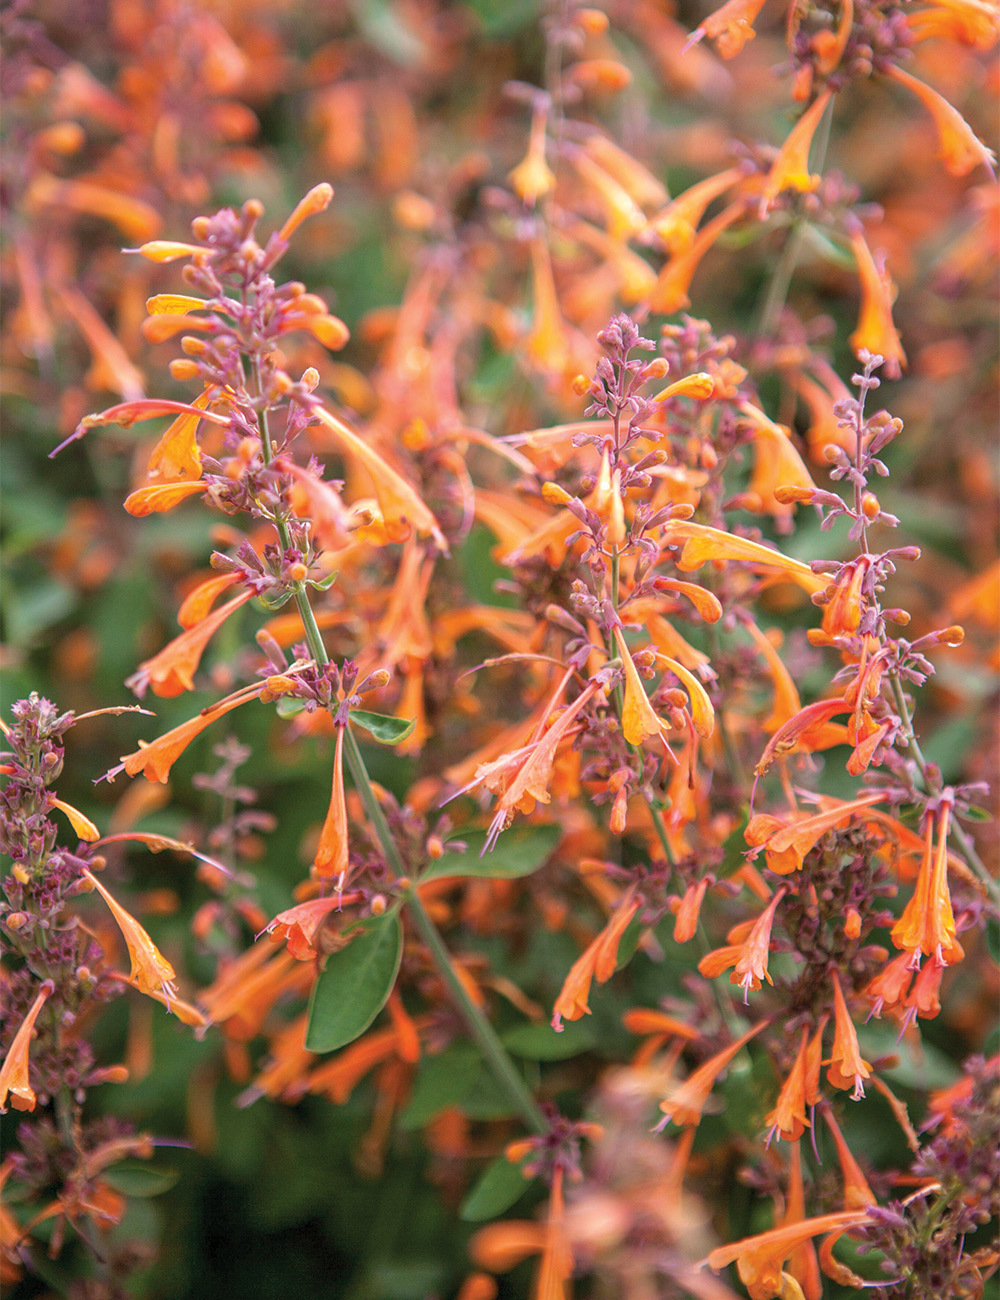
571,374,591,395
861,492,880,519
370,895,388,916
774,484,815,505
301,367,320,390
542,482,574,506
5,912,28,930
644,357,670,379
576,8,609,34
169,358,201,380
288,562,309,583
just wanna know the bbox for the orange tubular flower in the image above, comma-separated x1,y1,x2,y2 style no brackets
126,590,253,698
314,727,349,881
764,1029,811,1143
826,972,871,1099
470,1167,572,1300
654,653,716,739
703,1210,871,1300
691,0,770,57
665,520,826,594
744,793,887,874
733,889,787,1002
525,236,571,376
863,950,913,1019
891,807,963,964
760,90,833,210
509,106,556,206
886,66,997,176
657,1020,767,1128
552,889,641,1029
123,479,207,516
145,390,218,483
647,166,743,255
118,682,268,783
311,407,447,551
741,619,801,732
647,201,744,314
848,231,906,379
614,627,672,745
784,1142,822,1300
82,871,178,1003
266,894,360,961
672,876,710,942
177,572,241,628
0,982,53,1113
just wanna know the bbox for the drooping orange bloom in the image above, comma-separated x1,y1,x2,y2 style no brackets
657,1020,767,1128
509,106,556,206
848,231,906,379
742,404,818,519
57,285,145,402
25,173,161,241
647,201,744,313
123,479,207,516
48,798,100,842
700,888,785,1002
886,66,997,176
764,1029,811,1143
741,619,801,732
752,698,852,779
760,90,833,209
744,793,887,873
704,1210,871,1300
525,236,571,376
126,591,253,698
907,0,1000,46
822,1109,876,1209
118,682,268,783
552,889,641,1029
826,972,871,1099
145,389,218,483
476,680,602,848
672,876,710,942
265,893,362,962
176,572,242,628
311,407,447,551
647,167,743,254
891,808,963,964
82,870,178,1002
863,950,913,1019
307,1021,428,1103
0,982,53,1113
654,652,716,739
615,627,672,745
691,0,770,57
314,727,349,880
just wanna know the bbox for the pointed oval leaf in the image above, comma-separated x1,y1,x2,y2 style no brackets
420,824,561,883
305,912,403,1053
460,1154,533,1222
502,1018,596,1060
350,710,416,745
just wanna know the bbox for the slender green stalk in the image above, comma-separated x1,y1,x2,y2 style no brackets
255,388,546,1132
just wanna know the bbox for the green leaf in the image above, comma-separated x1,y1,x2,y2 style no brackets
305,913,403,1052
399,1044,481,1129
986,915,1000,966
420,824,561,883
460,1155,533,1222
102,1162,179,1197
502,1018,595,1060
858,1022,959,1091
350,710,416,745
275,696,308,719
309,569,339,591
962,805,993,822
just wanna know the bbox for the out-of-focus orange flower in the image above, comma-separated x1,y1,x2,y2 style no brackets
126,591,253,698
887,66,997,176
691,0,769,58
672,876,710,942
552,888,641,1028
647,201,744,313
0,983,53,1113
647,167,743,254
657,1020,767,1127
509,106,556,206
760,90,834,209
848,231,907,378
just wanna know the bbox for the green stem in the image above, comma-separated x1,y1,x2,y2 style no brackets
256,387,545,1132
889,672,999,904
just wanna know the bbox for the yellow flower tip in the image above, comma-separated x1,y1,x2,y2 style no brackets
131,240,204,263
124,480,206,517
50,798,100,842
83,870,178,1003
278,183,335,243
653,372,715,401
541,482,574,506
774,484,816,505
145,294,206,316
